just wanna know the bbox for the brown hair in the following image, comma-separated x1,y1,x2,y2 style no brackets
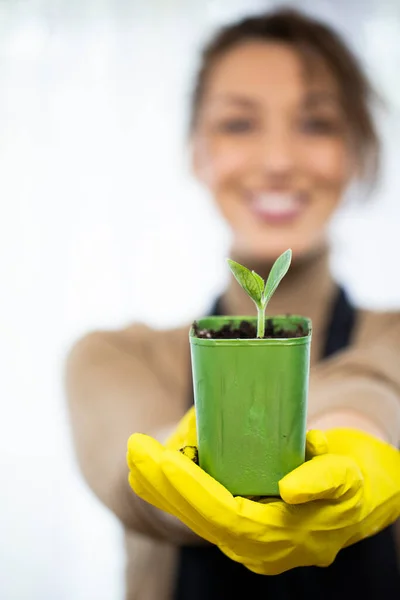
190,8,380,184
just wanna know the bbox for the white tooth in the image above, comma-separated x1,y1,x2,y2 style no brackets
254,194,299,212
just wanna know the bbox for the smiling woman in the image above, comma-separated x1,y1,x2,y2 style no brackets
190,9,379,262
66,7,400,600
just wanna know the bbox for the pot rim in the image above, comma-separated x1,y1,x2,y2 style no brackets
190,314,312,347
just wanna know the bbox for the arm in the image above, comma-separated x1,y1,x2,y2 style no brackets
310,407,387,441
65,326,203,545
307,312,400,446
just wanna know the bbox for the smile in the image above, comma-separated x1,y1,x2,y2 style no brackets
248,192,306,224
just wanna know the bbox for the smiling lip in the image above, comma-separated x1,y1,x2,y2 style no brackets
248,192,307,224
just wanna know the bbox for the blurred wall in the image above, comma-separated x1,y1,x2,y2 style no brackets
1,1,400,598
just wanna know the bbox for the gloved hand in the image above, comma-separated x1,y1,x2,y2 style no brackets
127,408,400,575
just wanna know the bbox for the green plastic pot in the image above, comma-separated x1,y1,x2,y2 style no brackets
189,315,312,496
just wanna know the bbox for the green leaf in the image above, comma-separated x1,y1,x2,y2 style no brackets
227,259,263,306
252,271,265,296
263,249,292,306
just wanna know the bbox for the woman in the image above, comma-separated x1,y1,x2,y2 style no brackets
66,8,400,600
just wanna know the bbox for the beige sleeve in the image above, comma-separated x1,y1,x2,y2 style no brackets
64,325,203,545
308,312,400,446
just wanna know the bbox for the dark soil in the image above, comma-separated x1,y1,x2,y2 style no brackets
179,446,199,464
193,318,307,340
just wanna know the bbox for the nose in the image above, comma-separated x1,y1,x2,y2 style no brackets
257,127,296,179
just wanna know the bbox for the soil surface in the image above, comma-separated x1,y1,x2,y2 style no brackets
193,319,307,339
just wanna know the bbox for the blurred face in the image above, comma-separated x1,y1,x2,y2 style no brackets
192,41,355,261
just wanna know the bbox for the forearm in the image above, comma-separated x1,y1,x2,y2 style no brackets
309,408,387,442
66,329,203,545
308,374,400,447
307,315,400,447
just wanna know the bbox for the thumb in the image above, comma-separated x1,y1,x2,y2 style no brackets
306,429,329,459
165,406,197,450
279,453,363,504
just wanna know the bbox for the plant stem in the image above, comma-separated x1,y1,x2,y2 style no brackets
257,306,265,338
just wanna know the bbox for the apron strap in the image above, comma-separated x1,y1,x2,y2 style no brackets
322,287,356,359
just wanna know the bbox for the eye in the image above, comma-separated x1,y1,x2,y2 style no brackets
300,117,341,135
217,118,255,134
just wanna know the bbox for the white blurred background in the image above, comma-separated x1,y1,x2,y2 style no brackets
1,1,400,598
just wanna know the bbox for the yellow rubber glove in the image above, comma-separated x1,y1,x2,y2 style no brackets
127,408,400,575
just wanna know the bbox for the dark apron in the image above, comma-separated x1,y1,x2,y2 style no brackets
174,288,400,599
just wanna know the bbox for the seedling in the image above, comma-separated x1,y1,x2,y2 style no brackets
227,249,292,338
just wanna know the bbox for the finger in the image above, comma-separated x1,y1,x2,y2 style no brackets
127,435,192,522
244,559,293,576
218,546,298,578
279,454,363,504
306,429,329,458
128,469,169,513
127,434,220,543
218,544,264,571
127,433,171,509
127,433,164,469
162,451,288,543
129,464,221,544
161,449,240,536
165,406,197,450
244,562,275,575
220,534,300,575
230,547,310,576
